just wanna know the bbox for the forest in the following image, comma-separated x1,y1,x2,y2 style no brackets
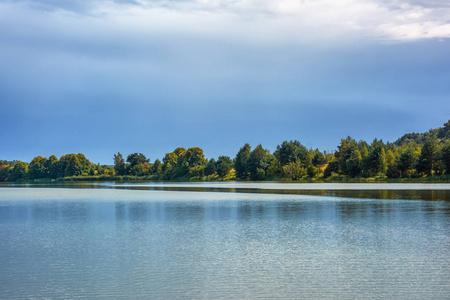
1,120,449,182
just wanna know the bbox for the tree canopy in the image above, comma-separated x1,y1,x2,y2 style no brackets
1,119,449,182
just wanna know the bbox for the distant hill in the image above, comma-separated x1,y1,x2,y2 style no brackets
394,120,450,146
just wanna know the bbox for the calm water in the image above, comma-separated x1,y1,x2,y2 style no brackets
0,184,449,299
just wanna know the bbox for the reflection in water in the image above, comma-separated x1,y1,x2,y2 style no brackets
1,181,449,201
0,188,449,299
1,191,449,224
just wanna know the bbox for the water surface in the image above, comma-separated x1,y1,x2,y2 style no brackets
3,182,450,200
0,186,449,299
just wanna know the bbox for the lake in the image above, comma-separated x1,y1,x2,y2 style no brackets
0,183,449,299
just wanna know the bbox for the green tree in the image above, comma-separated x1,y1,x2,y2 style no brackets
95,164,104,175
205,158,216,176
216,156,233,177
183,147,206,167
385,149,399,178
188,165,205,178
379,148,388,175
346,149,362,177
441,141,450,174
437,120,450,139
274,140,308,166
173,147,187,157
169,148,187,178
248,144,270,180
360,144,370,177
114,152,127,175
234,143,251,179
29,156,48,179
335,136,358,175
416,139,437,176
283,159,306,180
47,155,59,179
162,163,173,180
432,143,445,175
57,154,90,178
312,151,326,169
63,154,83,177
130,162,151,176
162,152,178,179
256,168,266,180
307,165,319,178
323,159,340,178
57,155,68,178
76,153,91,174
397,147,416,177
0,165,11,181
152,159,162,175
10,161,28,181
174,147,206,178
104,165,115,176
163,152,178,168
126,153,150,168
265,154,280,178
366,140,387,176
161,147,206,179
89,166,96,176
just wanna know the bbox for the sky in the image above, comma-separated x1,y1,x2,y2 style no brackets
1,0,449,164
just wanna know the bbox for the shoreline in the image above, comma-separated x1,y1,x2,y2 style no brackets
2,174,449,184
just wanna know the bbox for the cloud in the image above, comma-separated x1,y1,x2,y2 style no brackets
1,1,449,164
1,0,449,46
1,0,449,112
1,0,449,106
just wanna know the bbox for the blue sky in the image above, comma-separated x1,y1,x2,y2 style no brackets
1,0,449,164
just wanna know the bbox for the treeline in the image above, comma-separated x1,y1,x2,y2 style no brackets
0,154,114,182
112,144,330,181
1,120,449,182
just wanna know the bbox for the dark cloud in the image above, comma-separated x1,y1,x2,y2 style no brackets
0,0,449,164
